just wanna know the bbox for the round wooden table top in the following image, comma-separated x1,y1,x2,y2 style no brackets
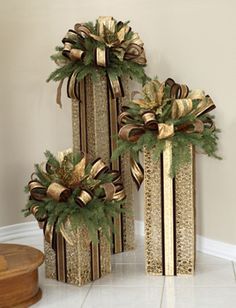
0,243,44,280
0,244,44,307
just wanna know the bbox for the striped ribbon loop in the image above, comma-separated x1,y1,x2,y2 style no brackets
117,77,217,189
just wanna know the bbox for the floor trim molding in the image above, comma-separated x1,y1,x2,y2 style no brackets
1,221,235,262
196,235,236,262
135,220,236,262
0,221,41,242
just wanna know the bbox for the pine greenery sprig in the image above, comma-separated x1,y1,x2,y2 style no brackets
112,78,221,177
113,126,221,177
23,151,126,243
47,19,149,86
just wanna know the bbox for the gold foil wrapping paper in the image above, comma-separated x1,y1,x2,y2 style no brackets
71,75,135,253
144,143,195,275
44,227,111,286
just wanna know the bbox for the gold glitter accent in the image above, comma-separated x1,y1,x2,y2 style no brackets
87,75,110,163
44,240,57,280
44,227,111,286
100,231,112,275
144,148,163,275
72,99,80,152
66,227,91,286
175,145,195,275
71,75,135,253
143,144,195,275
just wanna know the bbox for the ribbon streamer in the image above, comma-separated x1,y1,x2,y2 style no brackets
130,157,144,190
29,204,47,230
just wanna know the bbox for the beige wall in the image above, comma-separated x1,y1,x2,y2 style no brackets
0,1,235,245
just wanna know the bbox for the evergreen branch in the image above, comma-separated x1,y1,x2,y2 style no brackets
24,150,127,244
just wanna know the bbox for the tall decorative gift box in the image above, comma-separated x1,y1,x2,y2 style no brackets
48,16,148,253
116,77,219,275
144,143,195,275
70,76,132,254
23,150,126,285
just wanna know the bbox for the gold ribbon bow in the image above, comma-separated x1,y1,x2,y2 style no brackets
118,109,174,142
165,78,215,120
63,16,146,67
57,16,146,105
28,152,125,249
118,78,216,189
118,109,174,189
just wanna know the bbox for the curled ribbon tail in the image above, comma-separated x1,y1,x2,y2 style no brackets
56,79,64,108
107,74,124,98
67,71,80,100
130,156,144,190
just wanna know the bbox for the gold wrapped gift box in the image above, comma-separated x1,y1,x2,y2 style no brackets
144,142,195,275
44,227,111,286
71,76,135,253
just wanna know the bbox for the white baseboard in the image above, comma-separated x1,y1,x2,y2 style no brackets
196,235,236,262
135,220,236,262
1,221,235,262
0,221,42,242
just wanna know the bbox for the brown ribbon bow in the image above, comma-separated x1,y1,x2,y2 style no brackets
118,78,216,189
56,16,146,106
63,17,146,68
29,154,125,249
